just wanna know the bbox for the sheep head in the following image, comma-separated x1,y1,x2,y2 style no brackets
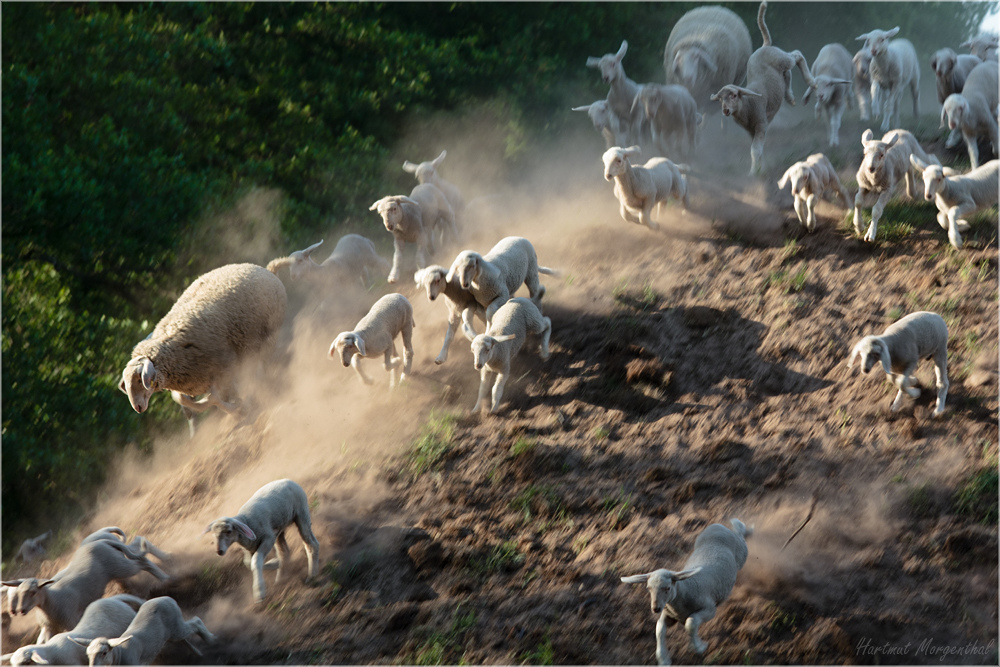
586,40,628,85
809,75,851,105
120,357,159,414
84,637,131,666
331,332,365,366
447,252,482,290
856,27,900,59
602,146,641,181
1,579,55,616
930,49,957,78
910,155,946,201
941,94,967,130
847,336,892,375
205,517,256,556
471,333,516,370
853,49,872,80
962,32,999,60
631,87,661,118
621,567,703,614
672,45,717,89
370,196,414,232
710,85,761,118
860,129,898,176
777,163,818,198
414,266,448,301
286,240,324,281
402,150,446,185
572,100,613,133
9,646,43,665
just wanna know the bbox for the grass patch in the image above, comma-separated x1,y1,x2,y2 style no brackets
521,636,554,665
613,278,661,311
410,605,477,666
509,436,537,458
954,442,999,524
408,411,458,476
601,485,633,530
765,600,799,634
592,425,611,441
478,540,525,575
510,484,569,528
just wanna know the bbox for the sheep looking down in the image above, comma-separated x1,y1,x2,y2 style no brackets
631,84,701,158
82,597,215,666
856,28,920,132
710,1,817,174
848,311,950,417
120,263,286,418
402,150,465,222
940,61,999,169
777,153,851,233
470,297,552,415
586,41,644,148
622,519,752,666
603,146,690,231
663,6,752,112
330,293,415,388
910,156,999,249
205,479,320,605
266,235,389,287
446,236,557,325
414,265,486,365
931,47,986,148
802,43,853,147
572,99,621,149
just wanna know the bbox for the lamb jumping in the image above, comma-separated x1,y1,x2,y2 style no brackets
4,595,144,666
81,597,215,666
847,311,950,418
402,150,465,222
446,236,557,325
205,479,319,605
852,129,939,243
856,27,920,132
631,84,701,158
802,43,853,146
910,156,999,249
663,6,752,112
572,100,620,149
470,297,552,415
622,519,752,666
266,235,389,287
777,153,851,232
940,61,999,169
710,1,817,174
414,265,486,365
602,146,689,230
2,540,169,643
330,293,415,388
586,41,644,147
120,263,286,419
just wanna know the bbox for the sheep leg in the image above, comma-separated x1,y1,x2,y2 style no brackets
436,317,460,365
385,345,400,388
185,616,217,645
684,607,716,654
863,190,893,243
932,354,949,418
620,201,642,225
250,537,276,603
351,354,374,385
273,532,291,585
829,104,843,147
639,203,660,231
909,78,920,118
749,128,767,176
783,67,795,105
294,517,321,580
945,127,962,149
244,550,279,571
835,179,851,209
460,307,478,342
473,368,493,414
946,204,972,249
890,366,920,412
962,131,980,169
655,611,672,666
416,236,431,270
538,317,552,360
401,325,414,382
793,195,808,227
489,369,508,414
129,536,171,562
388,238,405,283
880,89,898,132
805,193,818,232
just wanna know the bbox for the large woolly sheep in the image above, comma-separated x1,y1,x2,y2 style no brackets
802,43,853,147
205,479,319,605
777,153,851,232
940,61,999,169
603,146,689,230
266,235,389,287
710,2,817,175
910,156,999,249
81,597,215,666
856,28,920,132
446,236,557,325
402,150,465,222
2,541,169,643
330,293,415,388
572,99,620,149
632,84,701,158
848,311,949,417
622,519,752,666
663,6,752,112
470,297,552,415
586,41,644,147
120,263,286,419
852,129,939,243
414,265,486,365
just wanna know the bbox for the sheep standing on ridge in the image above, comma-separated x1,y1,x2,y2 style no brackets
447,236,557,326
402,150,465,223
587,41,644,147
414,265,486,365
802,43,853,147
603,146,689,231
663,6,752,113
205,479,320,605
330,293,415,388
910,156,999,249
632,84,701,158
848,311,950,417
852,129,939,243
941,61,999,169
777,153,851,233
120,263,286,420
710,2,818,175
856,27,920,132
266,235,389,287
572,100,620,149
470,297,552,415
622,519,752,666
82,597,215,666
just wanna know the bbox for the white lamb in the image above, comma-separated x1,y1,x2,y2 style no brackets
446,236,556,326
82,597,215,666
852,129,939,243
962,32,999,62
777,153,851,233
266,235,389,287
572,99,620,149
586,41,644,147
2,541,169,643
14,532,51,565
910,156,999,249
940,61,999,169
4,595,144,666
710,2,817,174
848,311,950,418
802,43,853,146
470,297,552,415
330,293,415,388
602,146,689,231
931,47,986,148
621,519,752,666
402,150,465,222
414,265,486,365
856,27,920,132
205,479,320,605
631,84,701,158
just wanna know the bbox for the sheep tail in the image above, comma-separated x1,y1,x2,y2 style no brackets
757,1,771,47
266,256,294,274
538,266,562,278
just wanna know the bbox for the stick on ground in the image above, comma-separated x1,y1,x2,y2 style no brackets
782,494,818,551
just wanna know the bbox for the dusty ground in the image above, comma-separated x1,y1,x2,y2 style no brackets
4,99,998,666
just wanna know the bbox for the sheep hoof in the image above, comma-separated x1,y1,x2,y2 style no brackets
434,356,446,365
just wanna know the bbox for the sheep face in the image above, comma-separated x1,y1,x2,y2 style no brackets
916,164,946,201
377,201,403,232
1,579,52,615
9,646,40,665
207,518,256,556
812,75,847,106
586,40,627,85
778,165,813,197
471,335,494,371
941,95,967,130
602,147,640,181
672,46,715,89
931,49,957,78
847,336,892,375
85,637,123,666
860,131,898,177
710,85,760,118
331,333,364,366
858,27,900,59
853,49,872,81
621,567,702,614
287,240,324,281
120,357,158,413
450,253,481,290
414,267,447,301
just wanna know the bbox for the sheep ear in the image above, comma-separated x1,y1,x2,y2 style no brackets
231,519,256,541
620,573,651,584
846,342,862,369
615,40,628,60
855,31,870,42
354,335,366,358
38,579,56,589
402,161,418,173
140,359,157,391
910,154,928,171
876,340,892,375
109,636,134,648
301,240,324,258
119,377,128,394
1,580,23,587
939,104,947,128
671,567,702,582
399,196,420,207
493,334,517,343
586,56,600,68
30,652,50,665
68,636,92,648
886,27,900,38
777,171,790,189
432,150,446,167
884,133,899,148
369,199,384,211
413,269,424,285
570,104,592,112
929,55,938,71
735,86,763,98
623,145,642,160
861,129,874,145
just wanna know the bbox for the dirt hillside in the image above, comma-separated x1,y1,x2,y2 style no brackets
3,98,997,666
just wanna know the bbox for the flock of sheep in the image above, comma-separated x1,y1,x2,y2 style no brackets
3,3,998,665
